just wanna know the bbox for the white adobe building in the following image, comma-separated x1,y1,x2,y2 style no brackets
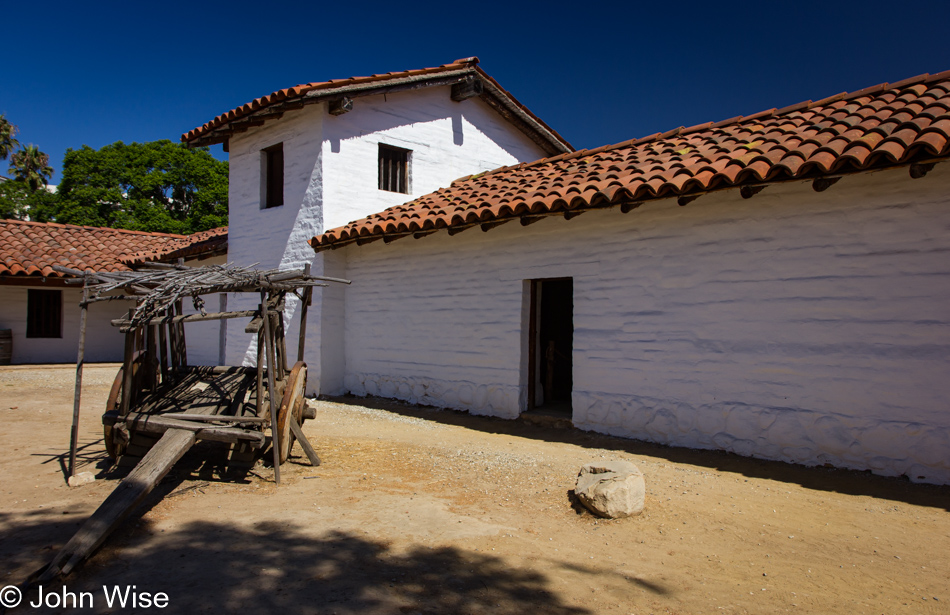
187,61,950,485
0,222,227,364
182,57,572,390
306,71,950,485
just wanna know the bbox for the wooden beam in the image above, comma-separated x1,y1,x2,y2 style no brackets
108,412,268,424
447,224,476,236
123,414,266,445
289,416,321,466
910,162,937,179
158,321,168,383
413,230,438,239
328,97,353,115
451,75,483,101
812,176,841,192
677,195,701,206
297,263,313,363
740,185,767,199
121,311,135,416
620,201,642,214
563,210,585,220
244,297,285,333
0,276,75,287
68,288,89,479
261,291,282,484
114,309,260,332
480,219,511,232
174,298,187,367
36,428,197,582
520,216,545,226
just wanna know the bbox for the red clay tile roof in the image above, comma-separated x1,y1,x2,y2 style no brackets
181,57,572,156
311,71,950,252
0,220,228,278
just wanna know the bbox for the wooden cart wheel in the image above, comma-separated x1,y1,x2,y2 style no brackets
276,361,307,464
102,351,145,459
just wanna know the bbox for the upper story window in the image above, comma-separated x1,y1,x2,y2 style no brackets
261,143,284,208
27,289,62,338
378,144,410,194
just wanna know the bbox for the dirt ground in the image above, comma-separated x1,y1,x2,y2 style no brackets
1,364,948,615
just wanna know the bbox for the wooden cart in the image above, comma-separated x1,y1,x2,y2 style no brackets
103,284,317,473
33,262,348,583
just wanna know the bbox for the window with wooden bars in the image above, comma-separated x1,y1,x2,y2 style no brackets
27,289,62,338
378,144,410,194
261,143,284,208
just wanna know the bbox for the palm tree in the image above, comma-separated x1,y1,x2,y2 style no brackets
9,144,53,192
0,114,18,161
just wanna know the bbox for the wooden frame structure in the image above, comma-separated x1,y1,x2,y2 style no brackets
36,261,349,584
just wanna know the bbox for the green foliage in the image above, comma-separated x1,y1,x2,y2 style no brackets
54,140,228,234
0,179,57,220
9,144,53,191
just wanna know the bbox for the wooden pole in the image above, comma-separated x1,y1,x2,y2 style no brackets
256,331,264,421
145,325,157,391
158,320,168,384
37,428,197,583
289,416,321,466
260,289,281,484
68,286,89,479
174,299,187,367
120,309,135,417
297,263,313,362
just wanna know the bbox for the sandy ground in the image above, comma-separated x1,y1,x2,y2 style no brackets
1,364,948,615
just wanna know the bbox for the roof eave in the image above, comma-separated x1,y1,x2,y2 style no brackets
310,156,950,254
185,67,573,155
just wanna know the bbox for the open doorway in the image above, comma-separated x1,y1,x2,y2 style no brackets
527,278,573,417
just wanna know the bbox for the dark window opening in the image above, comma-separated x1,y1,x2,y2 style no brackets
27,289,62,338
378,144,410,194
527,278,573,416
262,143,284,208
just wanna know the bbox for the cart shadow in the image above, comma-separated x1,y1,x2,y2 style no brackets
6,516,592,615
325,395,950,512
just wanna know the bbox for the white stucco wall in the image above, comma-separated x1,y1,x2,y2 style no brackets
337,164,950,485
0,286,130,363
180,254,229,366
320,87,546,231
223,86,548,393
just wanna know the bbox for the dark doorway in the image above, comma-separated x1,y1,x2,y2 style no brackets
527,278,573,416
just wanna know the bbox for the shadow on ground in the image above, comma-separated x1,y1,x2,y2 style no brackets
327,394,950,512
5,513,591,615
6,438,594,614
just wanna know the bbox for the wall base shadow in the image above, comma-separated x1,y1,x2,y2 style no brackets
325,394,950,512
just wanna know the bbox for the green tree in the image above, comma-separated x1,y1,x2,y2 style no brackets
0,178,57,220
0,114,18,161
9,144,53,191
53,140,228,233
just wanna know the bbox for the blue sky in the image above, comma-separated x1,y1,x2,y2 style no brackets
4,1,950,183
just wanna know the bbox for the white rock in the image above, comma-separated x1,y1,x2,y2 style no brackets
574,461,645,518
67,471,96,487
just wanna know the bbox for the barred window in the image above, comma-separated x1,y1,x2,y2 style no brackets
378,144,410,194
27,289,62,338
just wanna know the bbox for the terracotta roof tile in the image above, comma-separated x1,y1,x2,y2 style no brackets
0,220,227,278
312,71,950,252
